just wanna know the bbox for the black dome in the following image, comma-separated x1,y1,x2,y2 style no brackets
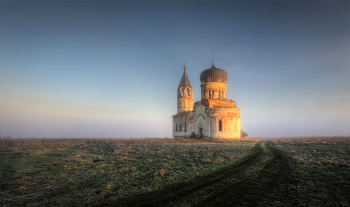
200,64,228,84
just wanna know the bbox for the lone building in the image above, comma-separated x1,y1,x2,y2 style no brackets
173,57,241,138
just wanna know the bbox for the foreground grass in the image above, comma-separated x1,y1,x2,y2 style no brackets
1,137,349,206
0,138,257,206
111,141,297,207
273,137,350,207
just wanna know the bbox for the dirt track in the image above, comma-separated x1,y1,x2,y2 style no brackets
101,142,298,207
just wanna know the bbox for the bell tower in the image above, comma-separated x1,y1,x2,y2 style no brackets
177,62,193,113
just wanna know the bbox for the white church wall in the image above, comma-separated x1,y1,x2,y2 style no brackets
193,104,208,137
206,108,241,138
173,113,191,138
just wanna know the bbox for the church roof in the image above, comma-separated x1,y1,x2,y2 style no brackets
193,101,207,110
199,63,228,84
178,63,192,89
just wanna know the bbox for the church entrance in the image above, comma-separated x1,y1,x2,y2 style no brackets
198,128,203,138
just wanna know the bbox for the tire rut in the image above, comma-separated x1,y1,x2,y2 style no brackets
99,142,297,207
194,141,297,207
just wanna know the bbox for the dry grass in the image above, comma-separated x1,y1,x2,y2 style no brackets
2,136,348,206
272,136,350,166
0,137,258,206
270,136,350,144
273,136,350,206
0,137,261,148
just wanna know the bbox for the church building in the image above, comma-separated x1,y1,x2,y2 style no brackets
173,56,241,138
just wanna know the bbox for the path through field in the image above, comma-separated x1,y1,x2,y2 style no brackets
100,142,298,207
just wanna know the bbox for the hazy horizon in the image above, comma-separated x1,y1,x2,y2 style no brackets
1,1,349,138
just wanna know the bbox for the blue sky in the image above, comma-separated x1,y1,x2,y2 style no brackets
1,1,349,138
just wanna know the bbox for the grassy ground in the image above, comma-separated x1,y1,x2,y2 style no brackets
273,137,350,207
1,137,349,206
112,141,297,207
0,138,257,206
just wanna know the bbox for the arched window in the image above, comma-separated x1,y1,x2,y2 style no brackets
219,90,221,98
184,122,186,132
212,90,215,99
176,123,178,132
179,123,182,131
219,120,223,132
181,88,184,96
187,88,190,96
209,90,211,99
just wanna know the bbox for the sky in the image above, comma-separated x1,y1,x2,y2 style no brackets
0,1,349,138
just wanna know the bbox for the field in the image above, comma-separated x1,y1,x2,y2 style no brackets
0,137,349,206
272,137,350,206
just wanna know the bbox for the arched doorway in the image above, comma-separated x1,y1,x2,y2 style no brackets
198,127,203,138
196,114,205,138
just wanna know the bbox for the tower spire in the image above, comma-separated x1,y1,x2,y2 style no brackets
178,61,192,90
212,51,215,66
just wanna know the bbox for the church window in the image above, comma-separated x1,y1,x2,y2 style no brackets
219,90,221,98
212,89,215,99
209,90,211,99
181,88,184,96
219,120,223,132
184,122,186,132
179,123,182,131
187,88,190,96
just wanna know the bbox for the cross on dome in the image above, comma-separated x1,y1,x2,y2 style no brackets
212,52,215,66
